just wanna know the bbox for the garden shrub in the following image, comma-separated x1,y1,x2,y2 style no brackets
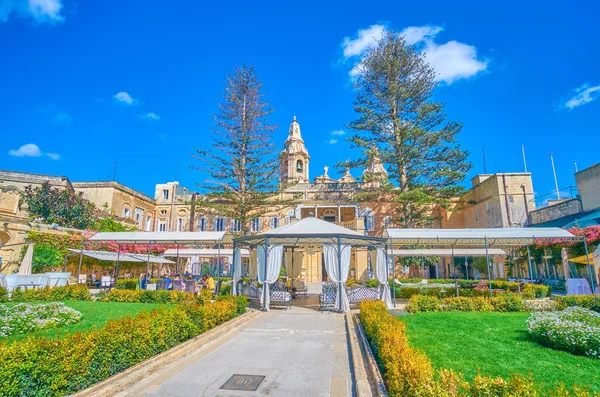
406,295,440,313
0,296,247,396
527,307,600,359
0,302,82,337
523,299,558,312
556,295,600,312
102,289,197,304
116,279,139,290
10,285,91,302
522,284,551,299
490,293,523,312
441,297,493,312
0,287,8,302
361,301,591,396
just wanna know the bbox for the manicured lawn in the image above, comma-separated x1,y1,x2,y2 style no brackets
2,301,169,343
399,312,600,392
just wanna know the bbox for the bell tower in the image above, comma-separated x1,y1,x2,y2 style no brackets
280,116,310,184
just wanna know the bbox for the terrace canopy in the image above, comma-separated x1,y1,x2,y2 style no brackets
233,217,388,312
85,231,234,282
384,227,594,293
69,249,175,278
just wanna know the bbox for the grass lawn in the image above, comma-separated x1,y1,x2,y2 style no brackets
399,312,600,392
1,301,170,343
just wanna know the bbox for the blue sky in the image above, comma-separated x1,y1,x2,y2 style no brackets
1,0,598,202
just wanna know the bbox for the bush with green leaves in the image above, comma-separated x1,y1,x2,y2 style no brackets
556,295,600,312
528,307,600,359
0,302,82,337
406,294,528,313
9,285,91,302
31,244,63,273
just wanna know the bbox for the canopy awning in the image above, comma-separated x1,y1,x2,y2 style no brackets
391,248,507,257
88,231,233,245
384,227,578,247
69,249,174,264
234,217,386,246
163,248,250,258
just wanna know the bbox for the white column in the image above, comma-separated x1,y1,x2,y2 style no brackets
337,205,341,222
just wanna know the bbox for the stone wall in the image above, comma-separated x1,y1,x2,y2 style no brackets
529,198,583,225
576,163,600,211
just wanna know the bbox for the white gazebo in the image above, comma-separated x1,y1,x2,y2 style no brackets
232,217,388,312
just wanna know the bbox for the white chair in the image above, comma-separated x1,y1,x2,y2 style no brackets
101,276,112,288
146,283,157,291
78,275,87,284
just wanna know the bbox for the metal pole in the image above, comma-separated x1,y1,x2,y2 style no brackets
232,241,237,296
217,240,221,278
115,244,120,290
337,236,343,313
550,152,560,200
484,236,492,297
388,238,396,307
176,244,179,274
384,244,390,304
522,145,528,172
77,239,85,280
146,243,150,287
291,247,295,287
452,245,459,297
583,237,596,293
262,238,270,311
526,246,535,293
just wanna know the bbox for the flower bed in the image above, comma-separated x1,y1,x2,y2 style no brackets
0,295,247,396
0,303,82,337
392,282,550,299
527,307,600,359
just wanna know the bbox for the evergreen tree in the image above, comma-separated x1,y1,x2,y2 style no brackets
191,65,296,235
347,29,471,227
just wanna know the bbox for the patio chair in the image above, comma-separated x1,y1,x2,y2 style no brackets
293,280,308,298
319,283,337,312
146,283,157,291
100,276,112,290
157,279,168,290
213,279,222,296
270,289,292,309
184,280,196,293
172,280,185,291
78,274,87,285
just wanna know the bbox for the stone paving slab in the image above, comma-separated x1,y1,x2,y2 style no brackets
120,307,354,397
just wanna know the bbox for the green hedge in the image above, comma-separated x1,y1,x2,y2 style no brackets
8,285,92,302
0,296,247,396
406,294,526,313
556,295,600,312
392,282,551,300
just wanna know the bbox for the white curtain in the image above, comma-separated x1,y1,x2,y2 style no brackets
249,250,258,280
323,244,351,312
375,247,392,308
232,247,242,295
284,251,304,279
257,244,283,311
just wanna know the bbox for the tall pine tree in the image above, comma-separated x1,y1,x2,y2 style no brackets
348,30,471,227
191,65,296,235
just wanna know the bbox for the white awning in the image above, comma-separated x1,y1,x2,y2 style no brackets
88,231,233,244
163,248,250,258
384,227,578,247
391,248,506,257
69,249,174,263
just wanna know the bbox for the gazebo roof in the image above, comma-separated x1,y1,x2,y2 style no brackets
384,227,578,247
68,249,175,264
235,217,386,246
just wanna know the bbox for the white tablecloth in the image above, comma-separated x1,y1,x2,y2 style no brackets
566,278,592,295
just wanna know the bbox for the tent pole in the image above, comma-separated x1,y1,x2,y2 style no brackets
452,245,459,297
217,240,221,278
388,237,396,307
484,236,492,298
337,236,343,313
263,238,270,311
291,247,295,287
583,237,595,293
232,241,237,296
526,246,535,293
77,239,85,281
146,242,150,288
176,244,180,274
115,244,120,290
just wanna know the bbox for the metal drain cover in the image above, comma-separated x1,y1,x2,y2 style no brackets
220,374,265,391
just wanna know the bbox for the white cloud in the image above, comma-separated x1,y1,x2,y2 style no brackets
342,24,488,84
0,0,64,24
8,143,60,160
113,91,136,105
565,84,600,109
140,112,161,121
330,130,345,136
342,24,385,58
328,139,338,144
53,112,72,123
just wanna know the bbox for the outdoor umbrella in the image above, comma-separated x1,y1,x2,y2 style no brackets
19,244,34,275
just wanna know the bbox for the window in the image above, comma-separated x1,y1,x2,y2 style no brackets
508,195,515,203
286,209,295,224
485,202,490,212
270,217,279,229
157,220,167,232
323,209,336,222
214,218,225,232
197,217,207,231
135,208,144,228
383,215,393,229
250,218,261,232
231,219,241,232
296,160,303,174
176,218,184,232
145,216,152,231
122,207,131,218
160,209,168,215
363,209,375,231
162,189,169,200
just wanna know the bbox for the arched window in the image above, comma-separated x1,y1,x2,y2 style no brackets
362,208,375,231
197,217,207,231
296,160,303,174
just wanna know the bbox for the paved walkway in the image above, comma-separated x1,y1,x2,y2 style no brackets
119,306,356,397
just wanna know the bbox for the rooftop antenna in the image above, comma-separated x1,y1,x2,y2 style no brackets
550,152,560,200
574,162,579,173
482,146,487,173
521,145,528,173
113,151,118,181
